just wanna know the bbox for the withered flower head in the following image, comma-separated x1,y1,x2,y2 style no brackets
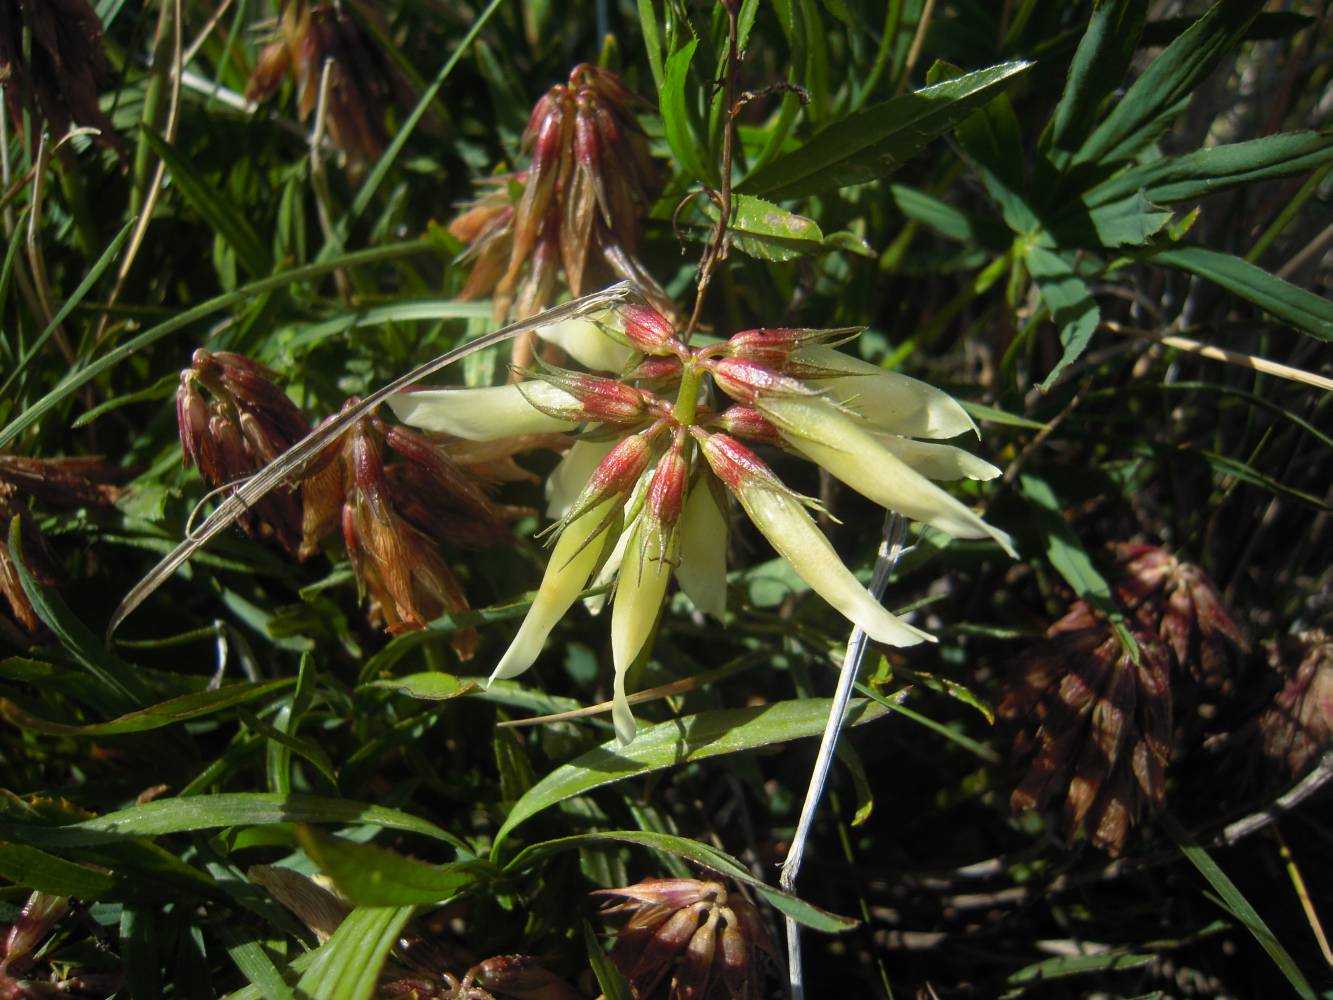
0,0,122,152
1112,543,1247,690
999,602,1173,856
595,877,776,1000
245,0,408,166
305,404,535,657
177,349,309,557
0,454,126,635
451,64,659,328
1259,630,1333,776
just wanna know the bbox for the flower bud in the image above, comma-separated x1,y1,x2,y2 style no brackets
560,431,657,528
620,304,683,357
723,325,857,370
706,357,814,406
624,355,686,384
708,405,782,444
521,369,651,425
693,430,788,496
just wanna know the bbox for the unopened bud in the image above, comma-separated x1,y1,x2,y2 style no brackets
707,357,814,406
724,326,856,370
620,304,683,356
519,371,650,425
624,355,685,384
692,430,786,495
710,405,781,444
562,431,657,526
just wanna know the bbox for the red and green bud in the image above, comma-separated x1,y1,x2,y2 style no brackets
723,325,857,370
706,356,816,407
520,369,653,425
619,303,684,357
709,405,782,444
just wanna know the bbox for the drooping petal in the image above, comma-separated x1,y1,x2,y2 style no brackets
761,395,1016,557
792,345,978,439
610,521,674,743
489,497,621,682
735,485,933,647
546,438,617,518
874,434,1002,481
537,315,637,373
675,475,728,620
389,383,579,440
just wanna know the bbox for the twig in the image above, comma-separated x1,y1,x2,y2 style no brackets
309,59,352,302
679,1,742,344
24,133,75,362
779,513,907,1000
895,0,938,95
1272,825,1333,967
1103,320,1333,392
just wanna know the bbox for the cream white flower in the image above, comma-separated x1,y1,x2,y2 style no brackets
391,305,1013,742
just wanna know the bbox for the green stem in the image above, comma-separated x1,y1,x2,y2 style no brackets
672,365,702,426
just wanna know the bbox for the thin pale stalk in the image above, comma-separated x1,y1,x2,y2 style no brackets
309,59,351,302
779,513,907,999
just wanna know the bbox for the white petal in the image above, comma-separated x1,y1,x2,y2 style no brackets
610,522,673,744
674,477,728,619
762,396,1017,557
793,345,978,439
736,487,933,647
584,510,635,615
536,315,637,372
389,383,578,441
489,498,620,683
874,434,1001,481
546,438,617,518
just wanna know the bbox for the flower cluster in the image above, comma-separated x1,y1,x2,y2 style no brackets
390,303,1013,742
246,0,407,165
1000,544,1246,854
177,351,537,651
448,65,660,349
1259,630,1332,776
0,454,125,636
595,877,775,1000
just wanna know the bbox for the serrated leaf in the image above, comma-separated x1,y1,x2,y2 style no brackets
293,905,414,1000
1072,0,1265,167
493,698,888,847
739,60,1032,200
1026,246,1101,389
700,194,872,261
297,828,493,906
1148,244,1333,342
0,680,293,737
507,829,857,932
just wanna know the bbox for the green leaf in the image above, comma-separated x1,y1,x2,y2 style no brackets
494,697,888,847
297,828,493,906
0,680,293,736
219,927,297,1000
700,194,873,261
293,905,414,1000
0,794,466,851
739,60,1032,200
1072,0,1265,167
507,830,857,932
941,61,1033,231
661,40,715,186
637,0,665,90
1164,815,1316,999
0,239,431,449
0,841,120,896
1047,0,1148,154
1042,189,1174,249
1006,951,1157,986
366,671,477,701
584,921,634,1000
888,185,1009,248
1025,245,1101,389
142,127,273,278
1148,244,1333,342
280,299,492,353
8,518,146,712
1085,131,1333,206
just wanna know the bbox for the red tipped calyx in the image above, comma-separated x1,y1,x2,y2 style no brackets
621,304,684,357
709,406,781,444
706,357,814,406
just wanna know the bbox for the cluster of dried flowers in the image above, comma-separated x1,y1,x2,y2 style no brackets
1000,544,1247,855
448,64,664,365
391,303,1013,742
245,0,409,166
0,455,124,637
1259,629,1333,776
596,877,776,1000
176,350,541,658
